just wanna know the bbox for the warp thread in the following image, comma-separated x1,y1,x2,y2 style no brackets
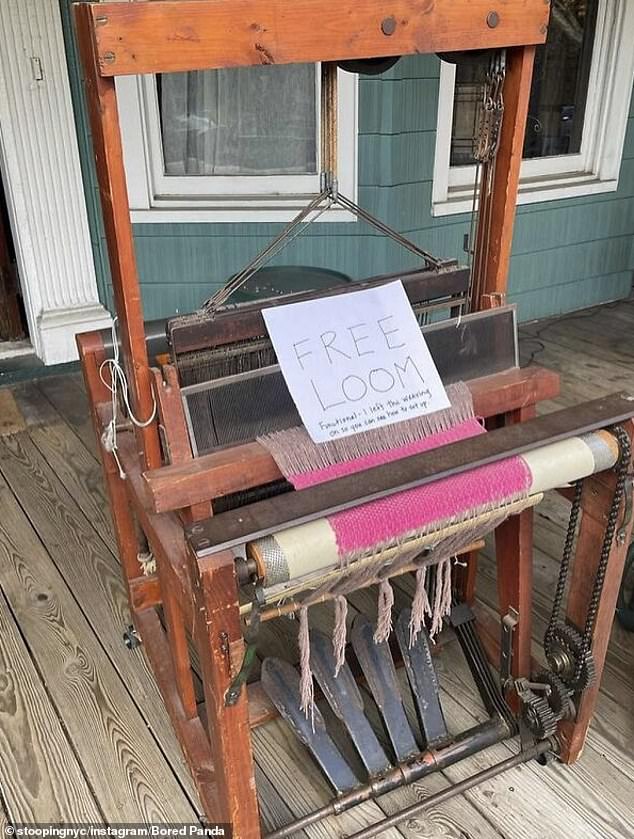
333,595,348,675
258,382,474,479
298,607,314,721
409,564,433,646
429,557,452,638
374,579,395,643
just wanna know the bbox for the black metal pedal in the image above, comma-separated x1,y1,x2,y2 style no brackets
395,610,449,748
261,657,360,794
351,614,419,761
310,629,392,777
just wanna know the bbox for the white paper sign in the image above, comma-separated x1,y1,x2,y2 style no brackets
262,281,450,442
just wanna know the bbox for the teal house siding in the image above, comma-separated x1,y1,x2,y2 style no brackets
61,2,633,323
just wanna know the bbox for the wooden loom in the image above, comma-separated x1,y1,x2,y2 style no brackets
74,2,634,836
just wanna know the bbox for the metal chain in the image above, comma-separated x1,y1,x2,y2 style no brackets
544,478,584,650
544,427,631,685
473,52,506,165
468,51,506,312
575,425,632,682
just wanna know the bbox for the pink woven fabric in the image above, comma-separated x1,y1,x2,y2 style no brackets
285,418,532,557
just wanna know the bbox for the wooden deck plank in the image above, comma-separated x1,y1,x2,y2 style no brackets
253,718,406,838
29,421,117,555
0,431,201,809
0,586,102,823
0,389,26,437
36,374,100,459
10,382,60,428
0,467,198,822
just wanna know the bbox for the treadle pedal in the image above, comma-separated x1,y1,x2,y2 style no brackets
351,614,419,761
261,658,360,794
310,629,392,777
395,610,449,748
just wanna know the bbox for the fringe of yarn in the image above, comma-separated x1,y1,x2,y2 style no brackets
298,607,314,723
374,579,395,643
333,595,348,675
429,557,452,638
409,565,433,646
137,549,156,576
258,382,474,477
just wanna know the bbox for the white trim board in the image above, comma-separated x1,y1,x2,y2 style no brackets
0,0,110,364
432,0,634,216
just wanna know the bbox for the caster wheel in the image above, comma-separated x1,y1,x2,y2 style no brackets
123,625,142,649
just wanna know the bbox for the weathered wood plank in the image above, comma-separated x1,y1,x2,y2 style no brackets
0,462,198,821
86,0,549,78
29,421,117,555
0,389,26,437
10,383,60,428
0,586,102,822
36,375,100,458
253,718,406,838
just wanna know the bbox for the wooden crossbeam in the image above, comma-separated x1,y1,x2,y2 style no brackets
84,0,549,77
142,366,561,514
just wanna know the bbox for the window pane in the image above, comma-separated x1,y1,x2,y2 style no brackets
158,64,317,176
450,0,599,167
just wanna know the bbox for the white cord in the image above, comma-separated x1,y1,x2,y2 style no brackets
98,317,157,479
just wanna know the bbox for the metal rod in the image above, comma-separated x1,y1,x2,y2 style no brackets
264,716,512,838
347,737,554,839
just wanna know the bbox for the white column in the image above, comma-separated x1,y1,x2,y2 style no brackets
0,0,111,365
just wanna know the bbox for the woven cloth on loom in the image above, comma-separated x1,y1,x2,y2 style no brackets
259,382,532,560
258,382,532,713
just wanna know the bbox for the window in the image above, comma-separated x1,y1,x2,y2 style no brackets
117,66,358,222
432,0,634,215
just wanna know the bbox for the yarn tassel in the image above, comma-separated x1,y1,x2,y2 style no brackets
374,579,394,643
429,558,446,638
409,565,433,646
429,557,452,639
298,607,314,724
333,595,348,675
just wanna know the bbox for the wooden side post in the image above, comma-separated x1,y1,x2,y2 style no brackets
474,45,536,310
193,554,260,835
75,5,161,470
558,420,634,763
76,333,148,591
494,405,535,682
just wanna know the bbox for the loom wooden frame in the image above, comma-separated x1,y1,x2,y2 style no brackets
74,2,634,833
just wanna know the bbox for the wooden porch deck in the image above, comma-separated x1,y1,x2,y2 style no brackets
1,299,634,835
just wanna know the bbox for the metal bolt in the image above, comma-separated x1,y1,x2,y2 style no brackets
486,11,500,28
381,16,397,36
102,51,116,64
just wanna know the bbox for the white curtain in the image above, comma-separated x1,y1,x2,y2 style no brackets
159,64,317,176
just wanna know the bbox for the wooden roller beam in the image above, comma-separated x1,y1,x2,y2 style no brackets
142,366,560,514
83,0,549,78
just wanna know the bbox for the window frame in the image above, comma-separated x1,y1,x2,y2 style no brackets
117,67,358,223
432,0,634,216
